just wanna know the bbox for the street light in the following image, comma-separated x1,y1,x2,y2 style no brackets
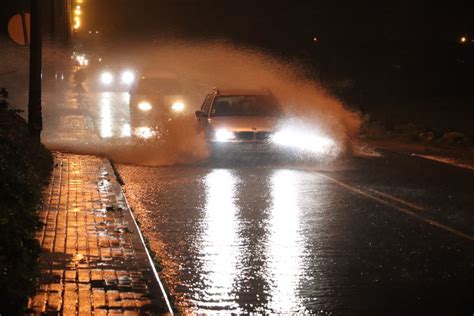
73,1,83,31
73,16,80,30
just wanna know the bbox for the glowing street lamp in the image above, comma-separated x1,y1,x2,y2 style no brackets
73,16,80,30
73,1,83,31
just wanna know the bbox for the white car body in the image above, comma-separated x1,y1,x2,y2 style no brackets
196,89,282,153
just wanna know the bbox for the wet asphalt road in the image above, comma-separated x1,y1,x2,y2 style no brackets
117,153,473,315
43,86,473,314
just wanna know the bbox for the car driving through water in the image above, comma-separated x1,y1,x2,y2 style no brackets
129,76,188,138
195,88,282,156
195,88,337,157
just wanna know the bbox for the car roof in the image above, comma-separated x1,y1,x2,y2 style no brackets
215,88,271,96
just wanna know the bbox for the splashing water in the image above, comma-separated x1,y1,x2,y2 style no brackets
42,40,361,165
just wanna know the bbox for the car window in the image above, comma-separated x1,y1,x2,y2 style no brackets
135,78,182,95
210,95,282,117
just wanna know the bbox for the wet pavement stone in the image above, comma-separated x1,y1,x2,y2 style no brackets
27,153,170,315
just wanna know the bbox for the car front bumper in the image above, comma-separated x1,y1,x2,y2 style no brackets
210,141,284,155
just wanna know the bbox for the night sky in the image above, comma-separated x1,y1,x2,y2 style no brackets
85,1,473,114
85,1,472,51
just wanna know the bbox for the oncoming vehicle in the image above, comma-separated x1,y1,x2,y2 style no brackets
96,68,136,91
129,77,188,138
195,88,337,157
195,89,283,155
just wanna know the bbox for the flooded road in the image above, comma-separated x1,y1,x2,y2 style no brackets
41,84,473,314
117,157,473,314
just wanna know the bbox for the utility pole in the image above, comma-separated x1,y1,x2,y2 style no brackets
28,0,42,142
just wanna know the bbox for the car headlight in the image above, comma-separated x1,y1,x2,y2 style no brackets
272,129,335,154
215,129,236,142
171,101,185,112
121,70,135,85
100,72,113,85
138,101,152,111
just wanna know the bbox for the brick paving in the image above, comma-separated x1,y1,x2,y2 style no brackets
27,153,171,315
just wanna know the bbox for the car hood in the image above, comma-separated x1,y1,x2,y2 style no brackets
208,116,280,132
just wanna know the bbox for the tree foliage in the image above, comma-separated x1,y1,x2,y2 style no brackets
0,89,53,314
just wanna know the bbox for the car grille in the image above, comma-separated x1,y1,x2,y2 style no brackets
236,132,255,140
235,131,272,142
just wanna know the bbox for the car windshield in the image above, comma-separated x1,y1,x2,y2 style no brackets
210,95,282,117
134,78,182,95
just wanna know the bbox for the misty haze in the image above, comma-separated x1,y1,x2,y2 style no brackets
1,1,473,315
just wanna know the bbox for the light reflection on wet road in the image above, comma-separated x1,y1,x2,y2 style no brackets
43,88,131,146
267,170,303,312
200,170,240,311
99,92,114,138
118,159,473,314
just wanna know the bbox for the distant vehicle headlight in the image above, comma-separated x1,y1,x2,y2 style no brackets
138,101,152,111
75,54,85,64
100,71,113,85
171,101,185,112
135,126,155,139
272,129,335,154
121,70,135,85
215,128,236,142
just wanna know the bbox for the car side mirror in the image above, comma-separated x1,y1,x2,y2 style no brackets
195,110,206,118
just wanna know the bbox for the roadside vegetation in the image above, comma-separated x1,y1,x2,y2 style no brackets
0,89,53,314
357,117,474,167
360,118,473,148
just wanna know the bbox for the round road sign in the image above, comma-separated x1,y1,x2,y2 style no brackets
8,13,31,46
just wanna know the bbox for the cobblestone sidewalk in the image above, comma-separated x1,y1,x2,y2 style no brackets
27,153,171,315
